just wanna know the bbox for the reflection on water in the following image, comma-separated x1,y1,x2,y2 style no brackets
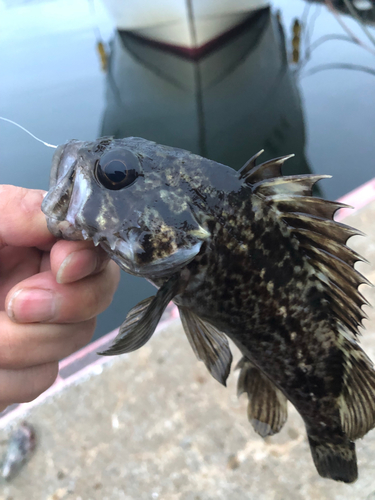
102,8,310,177
0,0,374,339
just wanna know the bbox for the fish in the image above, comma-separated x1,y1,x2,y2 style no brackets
41,136,374,483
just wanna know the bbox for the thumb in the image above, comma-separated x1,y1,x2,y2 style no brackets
0,185,55,249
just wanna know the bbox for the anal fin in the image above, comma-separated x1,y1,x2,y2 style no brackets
237,357,288,437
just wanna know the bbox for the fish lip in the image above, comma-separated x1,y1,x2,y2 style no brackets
45,217,85,240
65,168,91,227
49,140,83,187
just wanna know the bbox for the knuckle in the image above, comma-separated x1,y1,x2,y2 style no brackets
94,249,110,274
84,276,113,317
97,263,120,311
1,362,59,405
82,286,103,318
73,319,96,350
20,189,46,218
21,363,58,402
0,323,19,369
61,262,119,322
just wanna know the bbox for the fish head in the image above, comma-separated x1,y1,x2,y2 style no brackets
42,136,214,279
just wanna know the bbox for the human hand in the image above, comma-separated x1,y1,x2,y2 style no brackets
0,186,120,411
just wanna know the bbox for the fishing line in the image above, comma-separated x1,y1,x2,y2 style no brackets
0,117,57,149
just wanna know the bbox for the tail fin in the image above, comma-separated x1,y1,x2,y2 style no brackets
308,435,358,483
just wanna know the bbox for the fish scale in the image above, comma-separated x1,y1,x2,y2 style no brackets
42,136,374,483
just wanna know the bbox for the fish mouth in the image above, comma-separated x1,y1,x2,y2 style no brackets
42,165,91,240
44,216,85,240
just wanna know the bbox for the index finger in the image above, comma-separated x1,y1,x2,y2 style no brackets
0,185,56,250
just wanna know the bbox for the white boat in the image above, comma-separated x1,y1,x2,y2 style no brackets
102,0,269,52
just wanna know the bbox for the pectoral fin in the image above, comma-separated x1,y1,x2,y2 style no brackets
237,357,288,437
178,307,232,386
99,274,180,356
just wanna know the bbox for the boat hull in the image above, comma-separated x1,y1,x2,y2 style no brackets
102,0,270,48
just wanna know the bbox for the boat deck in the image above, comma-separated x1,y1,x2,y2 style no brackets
1,179,375,500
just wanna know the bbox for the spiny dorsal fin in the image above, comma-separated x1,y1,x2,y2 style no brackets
254,174,330,198
243,153,371,338
328,280,368,325
282,213,364,245
99,274,180,356
238,150,264,179
340,339,375,441
295,233,370,336
236,357,288,437
269,194,349,220
301,244,371,289
178,306,232,386
239,153,294,184
330,301,362,335
290,228,365,267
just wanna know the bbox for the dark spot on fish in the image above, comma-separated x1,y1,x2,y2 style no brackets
138,234,154,263
267,316,292,344
309,375,326,398
241,270,252,283
234,292,243,309
207,220,216,233
250,248,267,266
156,239,173,257
200,254,208,266
292,367,309,388
261,231,276,252
274,263,295,288
306,286,326,311
218,242,232,260
188,260,200,276
325,347,345,397
224,276,239,290
261,333,274,343
234,262,246,275
220,288,232,302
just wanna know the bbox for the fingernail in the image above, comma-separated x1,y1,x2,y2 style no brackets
8,289,57,323
56,249,98,284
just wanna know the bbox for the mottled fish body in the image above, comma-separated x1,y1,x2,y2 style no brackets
42,137,374,483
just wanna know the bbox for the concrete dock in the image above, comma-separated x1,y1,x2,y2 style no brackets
1,179,375,500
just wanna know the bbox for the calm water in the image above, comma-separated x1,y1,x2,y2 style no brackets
1,0,374,339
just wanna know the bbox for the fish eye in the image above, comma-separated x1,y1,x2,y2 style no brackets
95,149,140,190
